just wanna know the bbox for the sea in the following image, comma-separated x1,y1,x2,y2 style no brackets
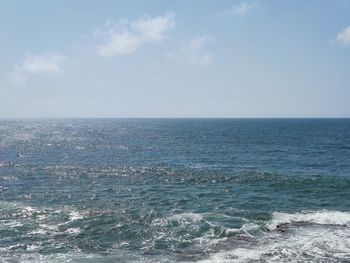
0,118,349,262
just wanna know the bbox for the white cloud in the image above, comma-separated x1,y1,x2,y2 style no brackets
21,54,65,74
10,53,66,86
187,36,213,66
132,13,175,41
98,31,140,56
336,25,350,46
189,35,208,50
97,13,175,57
226,1,258,17
167,35,213,67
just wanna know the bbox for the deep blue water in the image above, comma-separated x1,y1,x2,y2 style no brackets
0,119,350,262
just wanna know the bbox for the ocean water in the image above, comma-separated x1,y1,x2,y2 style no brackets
0,118,350,262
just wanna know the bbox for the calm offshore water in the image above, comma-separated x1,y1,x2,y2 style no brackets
0,119,350,262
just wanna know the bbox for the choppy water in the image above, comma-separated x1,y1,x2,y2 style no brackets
0,119,350,262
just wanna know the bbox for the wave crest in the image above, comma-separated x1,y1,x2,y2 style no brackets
267,210,350,230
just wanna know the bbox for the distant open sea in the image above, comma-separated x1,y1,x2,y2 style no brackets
0,119,350,262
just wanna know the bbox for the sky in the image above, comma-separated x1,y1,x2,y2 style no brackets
0,0,349,118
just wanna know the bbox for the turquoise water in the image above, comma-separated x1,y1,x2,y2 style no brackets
0,119,350,262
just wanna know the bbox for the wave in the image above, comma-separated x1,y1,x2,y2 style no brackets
0,252,149,263
2,203,350,262
196,210,350,263
266,210,350,230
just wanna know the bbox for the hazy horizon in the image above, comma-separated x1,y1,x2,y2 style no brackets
0,117,350,120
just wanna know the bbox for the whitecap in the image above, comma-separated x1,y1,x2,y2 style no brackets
68,210,84,221
29,229,48,235
3,221,23,228
266,210,350,230
168,212,203,223
152,212,203,227
194,210,350,263
64,227,81,235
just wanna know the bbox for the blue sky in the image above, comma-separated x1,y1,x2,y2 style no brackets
0,0,349,118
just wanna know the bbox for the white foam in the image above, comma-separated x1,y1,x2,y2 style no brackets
68,210,84,221
152,212,203,227
169,213,203,223
29,229,48,235
0,201,38,219
2,176,18,181
29,223,60,236
64,227,81,235
0,252,151,263
39,224,59,231
266,210,350,230
3,221,23,228
196,226,350,262
26,244,40,251
195,210,350,263
22,206,36,214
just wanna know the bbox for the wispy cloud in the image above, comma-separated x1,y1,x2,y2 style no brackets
167,35,213,67
187,36,213,66
10,53,66,86
225,1,258,17
336,25,350,46
96,13,175,57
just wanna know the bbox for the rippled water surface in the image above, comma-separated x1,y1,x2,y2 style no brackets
0,119,350,262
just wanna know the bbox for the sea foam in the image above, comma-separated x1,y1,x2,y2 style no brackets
266,210,350,230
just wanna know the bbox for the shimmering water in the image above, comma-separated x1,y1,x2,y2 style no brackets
0,119,350,262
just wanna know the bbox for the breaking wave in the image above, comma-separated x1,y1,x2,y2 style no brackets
197,210,350,263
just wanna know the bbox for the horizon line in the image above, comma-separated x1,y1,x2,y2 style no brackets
0,116,349,120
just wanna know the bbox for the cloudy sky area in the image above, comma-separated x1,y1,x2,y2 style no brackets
0,0,349,118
